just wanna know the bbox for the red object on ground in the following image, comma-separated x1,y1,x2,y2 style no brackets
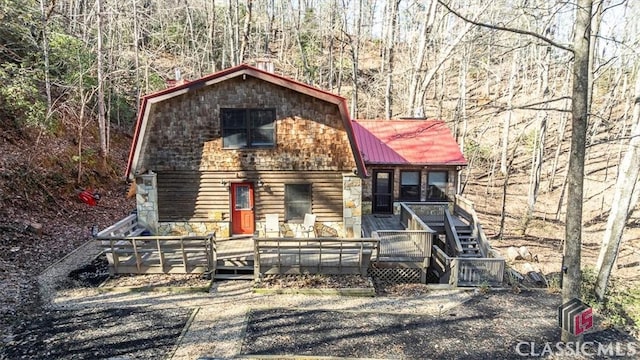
78,190,97,206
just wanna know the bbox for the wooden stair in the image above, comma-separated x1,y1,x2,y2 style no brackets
455,226,482,258
214,258,254,280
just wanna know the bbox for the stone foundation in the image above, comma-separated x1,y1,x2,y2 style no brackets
157,221,230,237
255,221,342,238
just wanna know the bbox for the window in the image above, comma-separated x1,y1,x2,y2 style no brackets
221,108,275,148
400,171,421,201
285,184,311,221
427,171,448,200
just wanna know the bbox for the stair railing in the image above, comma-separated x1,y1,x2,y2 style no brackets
454,195,491,257
209,232,217,276
443,208,464,256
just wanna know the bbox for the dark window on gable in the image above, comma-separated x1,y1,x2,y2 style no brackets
285,184,311,221
221,108,275,148
400,171,421,201
427,171,449,200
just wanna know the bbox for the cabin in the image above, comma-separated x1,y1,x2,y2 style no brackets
353,119,467,215
126,63,366,239
97,64,504,287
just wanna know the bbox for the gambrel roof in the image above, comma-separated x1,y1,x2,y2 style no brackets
126,64,368,178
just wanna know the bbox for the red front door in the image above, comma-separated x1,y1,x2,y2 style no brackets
231,182,255,235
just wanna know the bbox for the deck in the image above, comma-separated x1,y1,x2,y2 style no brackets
362,213,467,236
97,199,504,286
361,214,404,237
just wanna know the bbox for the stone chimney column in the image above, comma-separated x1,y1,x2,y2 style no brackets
342,174,362,238
136,171,158,234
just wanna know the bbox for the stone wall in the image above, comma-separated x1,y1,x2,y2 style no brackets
254,220,342,238
343,174,362,238
157,221,229,237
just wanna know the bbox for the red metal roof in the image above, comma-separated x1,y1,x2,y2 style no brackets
353,119,467,166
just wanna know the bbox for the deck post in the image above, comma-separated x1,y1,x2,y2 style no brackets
156,238,165,272
253,238,260,281
110,239,118,275
132,239,141,272
180,238,188,273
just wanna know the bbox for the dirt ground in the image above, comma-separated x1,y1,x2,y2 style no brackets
241,291,639,359
1,307,192,359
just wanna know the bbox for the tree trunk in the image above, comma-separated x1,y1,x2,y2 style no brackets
416,5,484,114
548,70,572,192
239,0,252,63
561,0,592,344
96,0,108,166
501,51,518,175
594,73,640,301
132,0,141,111
523,44,550,233
349,0,363,118
457,46,468,151
383,0,399,119
40,0,52,122
407,0,437,116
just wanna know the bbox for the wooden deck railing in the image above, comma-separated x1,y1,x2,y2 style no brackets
455,195,492,258
399,203,437,231
372,230,433,259
401,202,449,228
97,214,146,237
452,257,505,286
254,238,379,278
431,245,453,284
431,244,505,287
443,209,464,255
96,234,215,274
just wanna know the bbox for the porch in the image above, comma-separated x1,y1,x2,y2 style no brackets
95,197,504,287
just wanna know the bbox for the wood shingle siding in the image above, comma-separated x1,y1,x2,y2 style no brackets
138,76,356,174
157,171,345,223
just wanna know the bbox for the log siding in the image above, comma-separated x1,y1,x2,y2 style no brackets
157,171,345,223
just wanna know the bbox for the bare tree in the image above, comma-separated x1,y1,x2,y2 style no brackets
561,0,592,343
96,0,108,164
40,0,52,121
594,71,640,301
382,0,400,119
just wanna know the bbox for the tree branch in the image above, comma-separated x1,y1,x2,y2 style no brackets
437,0,574,53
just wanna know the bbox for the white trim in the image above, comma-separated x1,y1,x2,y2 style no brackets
129,103,153,179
